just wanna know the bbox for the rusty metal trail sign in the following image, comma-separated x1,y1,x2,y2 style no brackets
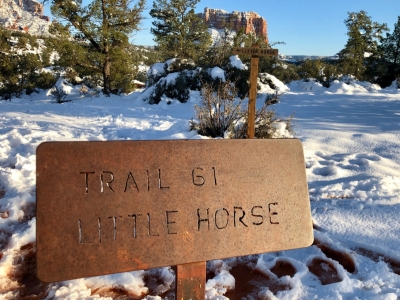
36,139,313,285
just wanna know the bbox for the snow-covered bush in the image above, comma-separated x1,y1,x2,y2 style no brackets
143,56,289,112
146,63,167,88
149,71,191,104
225,61,250,99
259,73,277,90
145,55,251,104
338,74,358,85
167,58,196,73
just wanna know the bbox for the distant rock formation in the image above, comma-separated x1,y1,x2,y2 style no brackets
0,0,50,35
20,0,43,14
199,7,268,44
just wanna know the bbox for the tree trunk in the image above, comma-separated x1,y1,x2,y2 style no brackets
103,52,111,95
101,0,111,96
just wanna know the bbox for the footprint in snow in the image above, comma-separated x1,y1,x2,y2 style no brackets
349,157,370,167
313,166,338,176
347,153,381,168
355,153,381,161
307,257,342,285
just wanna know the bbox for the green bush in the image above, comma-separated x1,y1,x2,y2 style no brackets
135,70,147,83
36,72,58,90
297,59,339,87
225,66,250,99
65,68,82,85
165,72,190,103
149,80,166,104
0,52,45,99
0,77,20,101
259,56,299,84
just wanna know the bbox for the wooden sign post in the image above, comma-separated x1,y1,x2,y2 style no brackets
176,44,280,297
232,44,279,139
36,139,313,299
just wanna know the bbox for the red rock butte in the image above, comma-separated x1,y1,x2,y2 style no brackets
198,7,268,44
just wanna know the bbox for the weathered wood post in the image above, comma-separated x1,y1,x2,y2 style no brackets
232,44,279,138
248,44,260,139
176,45,279,297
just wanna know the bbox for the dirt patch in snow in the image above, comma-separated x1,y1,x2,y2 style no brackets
314,237,357,274
6,243,49,299
355,247,400,275
224,263,291,299
307,257,342,285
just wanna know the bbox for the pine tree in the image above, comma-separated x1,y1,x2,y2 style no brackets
150,0,211,62
50,0,145,95
380,16,400,82
201,22,236,68
338,11,388,80
0,27,54,100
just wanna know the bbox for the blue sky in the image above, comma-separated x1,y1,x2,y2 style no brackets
45,0,400,56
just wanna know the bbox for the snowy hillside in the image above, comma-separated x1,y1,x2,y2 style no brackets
0,0,50,36
1,68,400,299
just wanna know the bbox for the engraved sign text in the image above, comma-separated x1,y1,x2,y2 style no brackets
36,139,313,283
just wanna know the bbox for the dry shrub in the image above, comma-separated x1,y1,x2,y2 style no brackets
191,80,244,138
191,80,294,139
230,103,294,139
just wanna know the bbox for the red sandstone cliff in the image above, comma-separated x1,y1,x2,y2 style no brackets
0,0,50,35
199,7,268,44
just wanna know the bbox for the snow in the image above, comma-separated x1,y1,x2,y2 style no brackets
210,66,226,81
260,73,290,94
138,62,150,73
208,28,236,46
148,62,166,78
229,55,248,70
1,73,400,298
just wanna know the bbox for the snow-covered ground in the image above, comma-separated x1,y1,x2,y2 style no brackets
1,74,400,299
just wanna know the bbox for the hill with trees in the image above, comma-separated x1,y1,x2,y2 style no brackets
2,2,400,299
0,0,400,101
